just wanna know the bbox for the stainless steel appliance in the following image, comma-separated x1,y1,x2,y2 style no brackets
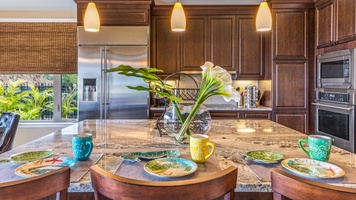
312,91,356,152
317,48,356,89
244,84,258,108
77,26,149,120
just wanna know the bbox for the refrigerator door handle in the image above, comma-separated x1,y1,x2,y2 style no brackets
100,47,105,119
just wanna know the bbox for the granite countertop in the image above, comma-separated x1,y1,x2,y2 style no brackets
150,104,272,111
0,119,354,193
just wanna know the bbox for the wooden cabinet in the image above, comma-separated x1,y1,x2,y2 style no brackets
74,0,151,26
237,16,264,79
274,110,308,134
208,16,237,72
316,0,356,48
151,109,272,120
239,111,272,119
181,16,208,71
151,6,264,79
268,2,313,134
151,16,180,76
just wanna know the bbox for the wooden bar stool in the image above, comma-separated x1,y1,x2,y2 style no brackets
0,166,70,200
271,168,356,200
90,165,237,200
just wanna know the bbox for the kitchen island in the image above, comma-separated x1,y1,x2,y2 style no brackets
0,119,355,199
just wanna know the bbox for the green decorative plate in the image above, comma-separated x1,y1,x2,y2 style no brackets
281,158,345,179
245,150,283,164
9,149,54,164
144,157,198,178
15,157,77,177
120,150,180,162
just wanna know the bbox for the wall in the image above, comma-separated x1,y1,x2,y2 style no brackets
13,123,73,148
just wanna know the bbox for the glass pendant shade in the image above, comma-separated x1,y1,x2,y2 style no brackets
171,2,186,32
256,2,272,32
84,2,100,32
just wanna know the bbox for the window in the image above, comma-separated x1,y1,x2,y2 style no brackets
0,74,78,122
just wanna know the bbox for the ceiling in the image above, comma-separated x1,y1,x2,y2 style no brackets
0,0,261,22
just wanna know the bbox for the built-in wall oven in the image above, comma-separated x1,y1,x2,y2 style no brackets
313,91,356,153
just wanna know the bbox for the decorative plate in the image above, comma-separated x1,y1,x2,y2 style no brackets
245,150,283,164
144,157,198,178
15,157,77,177
120,150,180,162
281,158,345,179
10,149,54,164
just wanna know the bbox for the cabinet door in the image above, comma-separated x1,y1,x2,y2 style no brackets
151,16,180,76
181,16,209,71
316,1,334,48
274,111,308,133
208,16,237,72
237,16,264,79
336,0,356,43
239,111,272,119
209,111,238,119
274,61,307,109
274,9,308,59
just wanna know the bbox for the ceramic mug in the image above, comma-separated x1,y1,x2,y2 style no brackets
72,133,93,161
190,134,216,164
298,135,332,162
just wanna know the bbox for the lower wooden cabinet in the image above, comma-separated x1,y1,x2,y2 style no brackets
150,110,272,120
273,110,308,134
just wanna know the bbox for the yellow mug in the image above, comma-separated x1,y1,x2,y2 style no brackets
190,134,216,164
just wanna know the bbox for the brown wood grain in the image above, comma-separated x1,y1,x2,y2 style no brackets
271,168,356,200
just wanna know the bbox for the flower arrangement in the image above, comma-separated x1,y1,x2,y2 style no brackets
106,61,240,142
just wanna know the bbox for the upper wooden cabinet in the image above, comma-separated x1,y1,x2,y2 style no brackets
237,16,264,79
151,16,180,76
316,0,356,48
274,9,308,60
73,0,152,26
151,6,265,79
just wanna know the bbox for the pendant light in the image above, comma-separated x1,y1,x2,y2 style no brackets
171,1,186,32
256,1,272,32
84,2,100,32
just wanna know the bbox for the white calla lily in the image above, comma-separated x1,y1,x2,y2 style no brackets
201,61,214,77
220,85,240,102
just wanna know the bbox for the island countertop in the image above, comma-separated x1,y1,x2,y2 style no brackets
0,119,355,194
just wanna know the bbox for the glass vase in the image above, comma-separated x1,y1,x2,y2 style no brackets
156,103,211,143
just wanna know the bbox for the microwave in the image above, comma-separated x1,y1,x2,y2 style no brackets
317,49,355,89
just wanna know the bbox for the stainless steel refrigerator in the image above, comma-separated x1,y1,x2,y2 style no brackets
77,26,149,120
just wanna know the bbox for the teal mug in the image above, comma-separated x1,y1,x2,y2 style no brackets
72,133,93,161
298,135,332,162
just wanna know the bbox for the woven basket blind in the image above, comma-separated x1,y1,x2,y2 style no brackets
0,23,77,74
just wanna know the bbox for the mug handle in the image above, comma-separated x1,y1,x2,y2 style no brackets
298,139,310,157
205,142,216,160
84,141,93,159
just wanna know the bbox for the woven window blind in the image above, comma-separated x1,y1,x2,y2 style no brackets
0,22,77,74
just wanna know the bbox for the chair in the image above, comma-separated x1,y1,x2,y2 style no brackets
90,165,237,200
271,168,356,200
0,112,20,153
0,166,70,200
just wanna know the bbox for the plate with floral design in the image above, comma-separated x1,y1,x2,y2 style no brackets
144,157,197,177
245,150,283,164
281,158,345,179
120,150,180,162
15,157,77,177
9,149,54,164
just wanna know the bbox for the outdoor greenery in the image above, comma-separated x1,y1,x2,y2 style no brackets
0,78,78,120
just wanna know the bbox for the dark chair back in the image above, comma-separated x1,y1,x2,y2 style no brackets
90,165,237,200
0,112,20,153
0,166,70,200
271,168,356,200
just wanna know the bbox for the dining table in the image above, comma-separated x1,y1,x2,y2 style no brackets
1,119,356,200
